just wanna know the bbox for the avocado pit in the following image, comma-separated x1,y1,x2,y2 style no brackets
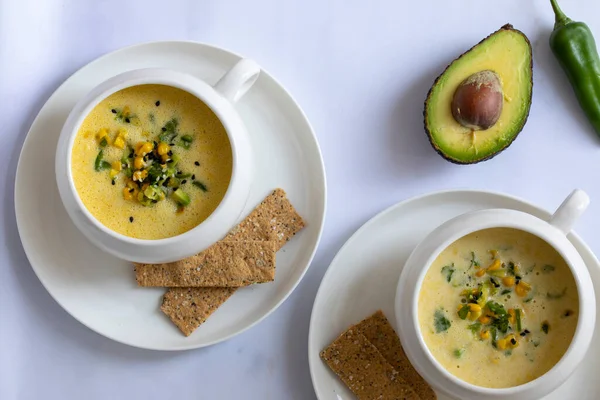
451,70,503,131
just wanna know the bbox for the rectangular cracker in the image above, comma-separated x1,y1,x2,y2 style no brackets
160,287,236,337
134,241,277,287
354,311,437,399
320,329,418,400
224,188,306,248
161,189,305,336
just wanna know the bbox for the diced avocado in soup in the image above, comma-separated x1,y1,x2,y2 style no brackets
71,85,232,240
418,228,578,388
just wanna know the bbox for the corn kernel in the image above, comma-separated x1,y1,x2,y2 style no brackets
468,310,482,321
468,304,482,312
487,259,502,271
497,339,508,350
508,309,516,324
489,249,498,259
132,170,148,182
117,128,128,138
478,315,491,324
515,281,531,297
161,154,170,163
135,142,153,156
123,188,133,200
111,161,122,171
475,269,486,278
505,334,519,349
157,142,170,156
134,157,144,170
109,169,119,178
122,106,130,116
96,128,108,140
480,330,490,340
113,136,125,149
519,281,531,289
125,179,136,189
502,276,516,287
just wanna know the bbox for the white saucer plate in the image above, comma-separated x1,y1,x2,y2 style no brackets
309,190,599,400
15,41,326,350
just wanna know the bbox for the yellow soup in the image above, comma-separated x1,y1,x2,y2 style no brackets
71,84,232,240
418,228,578,388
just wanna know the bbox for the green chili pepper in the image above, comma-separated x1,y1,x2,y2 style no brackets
549,0,600,137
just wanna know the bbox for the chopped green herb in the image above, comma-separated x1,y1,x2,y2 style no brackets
192,181,208,192
524,297,533,303
486,301,507,316
441,264,455,283
505,350,513,356
453,348,465,358
434,310,451,333
507,261,516,276
181,134,193,142
175,172,192,179
179,139,191,149
547,287,567,299
515,309,522,332
469,251,480,269
94,150,111,171
467,322,482,334
458,305,469,320
543,264,556,273
99,137,108,147
500,289,511,295
491,315,509,334
159,118,179,143
490,327,498,348
541,321,550,334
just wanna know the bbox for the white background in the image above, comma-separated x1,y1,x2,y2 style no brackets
2,0,600,399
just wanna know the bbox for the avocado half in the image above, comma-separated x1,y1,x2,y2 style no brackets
424,24,533,164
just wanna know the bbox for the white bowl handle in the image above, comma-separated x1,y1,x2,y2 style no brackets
550,189,590,235
213,59,261,103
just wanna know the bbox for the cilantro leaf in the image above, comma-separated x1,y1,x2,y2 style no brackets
434,310,451,333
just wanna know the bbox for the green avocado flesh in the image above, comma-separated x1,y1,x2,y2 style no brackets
425,24,533,164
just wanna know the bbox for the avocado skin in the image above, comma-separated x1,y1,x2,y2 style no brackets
423,24,533,165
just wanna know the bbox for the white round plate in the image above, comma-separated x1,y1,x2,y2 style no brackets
15,41,326,350
309,190,599,400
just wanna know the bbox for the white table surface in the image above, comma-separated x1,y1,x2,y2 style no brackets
2,0,600,399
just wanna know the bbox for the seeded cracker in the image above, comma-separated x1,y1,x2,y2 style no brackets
134,241,277,287
320,329,419,400
354,311,437,399
160,287,236,337
161,189,305,336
